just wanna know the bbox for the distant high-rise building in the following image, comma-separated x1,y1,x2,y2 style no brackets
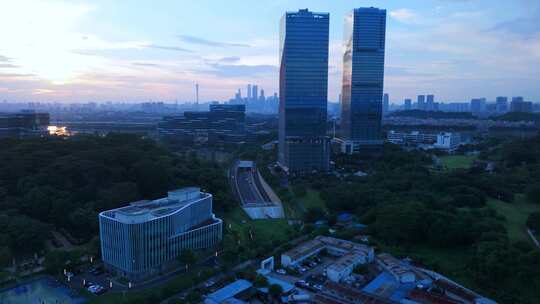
340,7,387,154
278,9,330,172
260,89,265,101
247,84,252,100
404,99,412,110
417,95,426,110
470,98,486,113
496,96,508,113
252,85,258,101
383,93,389,115
426,94,435,111
195,83,199,105
510,97,533,113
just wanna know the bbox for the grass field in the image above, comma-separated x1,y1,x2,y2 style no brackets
487,195,540,242
222,206,295,244
298,189,327,212
439,155,477,170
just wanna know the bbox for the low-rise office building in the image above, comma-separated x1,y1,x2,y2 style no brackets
99,187,222,281
376,253,415,284
158,104,246,143
0,111,49,138
434,132,461,151
281,236,374,283
386,130,437,145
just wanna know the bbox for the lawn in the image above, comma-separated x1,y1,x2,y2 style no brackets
487,195,540,242
221,206,295,244
439,155,477,170
298,189,327,212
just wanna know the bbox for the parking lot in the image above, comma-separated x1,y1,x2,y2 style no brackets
64,264,128,297
269,253,334,296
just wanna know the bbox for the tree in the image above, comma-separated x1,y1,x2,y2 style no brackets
254,274,269,287
304,207,325,223
268,284,283,299
526,184,540,204
178,249,197,268
527,212,540,231
0,246,12,267
44,250,70,274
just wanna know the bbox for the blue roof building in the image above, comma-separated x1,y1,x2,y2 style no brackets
205,280,253,304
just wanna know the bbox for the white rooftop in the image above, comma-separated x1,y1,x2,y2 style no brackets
100,187,207,224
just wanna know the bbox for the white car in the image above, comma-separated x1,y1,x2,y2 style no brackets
276,269,287,275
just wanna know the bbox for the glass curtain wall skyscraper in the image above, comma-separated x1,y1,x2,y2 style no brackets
340,8,386,154
278,9,330,172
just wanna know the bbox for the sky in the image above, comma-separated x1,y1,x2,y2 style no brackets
0,0,539,104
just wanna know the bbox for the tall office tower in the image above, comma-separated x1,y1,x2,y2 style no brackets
340,7,386,154
417,95,426,110
195,83,199,104
278,9,330,172
252,85,258,101
426,94,435,111
496,96,508,113
383,93,389,115
247,84,252,100
404,99,412,110
260,89,265,100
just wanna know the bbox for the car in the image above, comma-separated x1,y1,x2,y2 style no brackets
295,280,307,288
276,269,287,275
309,261,317,267
83,281,94,287
204,280,216,288
91,268,104,275
299,267,307,273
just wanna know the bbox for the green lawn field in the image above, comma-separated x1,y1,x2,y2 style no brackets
487,195,540,242
439,155,477,170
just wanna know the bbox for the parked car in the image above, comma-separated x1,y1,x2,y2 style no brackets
276,269,287,275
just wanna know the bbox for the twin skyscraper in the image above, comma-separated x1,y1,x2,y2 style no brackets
278,8,387,173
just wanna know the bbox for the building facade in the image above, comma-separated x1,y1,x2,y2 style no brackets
340,7,386,154
278,9,330,173
434,132,461,151
99,187,223,281
158,104,246,143
0,111,49,138
510,97,533,113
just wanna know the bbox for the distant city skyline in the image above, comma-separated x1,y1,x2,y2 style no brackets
1,0,539,103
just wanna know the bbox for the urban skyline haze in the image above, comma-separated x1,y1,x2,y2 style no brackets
0,0,539,103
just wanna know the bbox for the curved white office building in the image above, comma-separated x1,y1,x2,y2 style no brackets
99,187,222,281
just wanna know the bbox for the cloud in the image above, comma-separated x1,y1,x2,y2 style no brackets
206,63,276,77
389,9,418,24
0,55,11,62
488,11,540,39
219,56,241,63
0,63,19,68
132,62,162,67
145,44,192,52
385,66,437,77
178,35,251,47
